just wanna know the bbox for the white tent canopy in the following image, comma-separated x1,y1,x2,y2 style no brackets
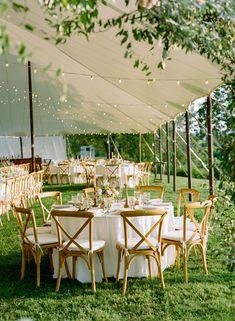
0,1,222,136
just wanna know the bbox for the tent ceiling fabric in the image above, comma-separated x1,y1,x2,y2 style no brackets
0,1,222,136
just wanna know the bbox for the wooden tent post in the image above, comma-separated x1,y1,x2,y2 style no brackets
166,122,170,183
207,95,214,195
107,133,111,160
27,61,35,172
185,111,192,200
139,133,142,162
19,136,23,159
172,120,176,192
159,126,163,180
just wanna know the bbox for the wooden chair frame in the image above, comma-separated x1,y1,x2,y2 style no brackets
14,206,58,287
36,191,62,226
51,209,107,293
82,163,96,188
162,200,212,283
116,209,167,295
139,185,166,200
177,188,200,216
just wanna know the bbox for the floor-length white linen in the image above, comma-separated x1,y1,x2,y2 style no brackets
51,204,175,283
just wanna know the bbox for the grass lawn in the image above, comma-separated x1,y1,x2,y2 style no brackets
0,176,234,321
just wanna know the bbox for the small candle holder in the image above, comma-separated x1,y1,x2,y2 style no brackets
124,183,129,208
93,187,98,207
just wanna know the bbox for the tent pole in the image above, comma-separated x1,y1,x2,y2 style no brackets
139,133,142,162
153,131,157,179
172,120,176,192
207,95,214,195
159,126,163,180
185,111,192,200
107,133,111,160
19,136,23,159
166,122,170,184
27,61,35,172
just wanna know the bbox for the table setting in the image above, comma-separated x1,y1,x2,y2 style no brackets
50,189,175,283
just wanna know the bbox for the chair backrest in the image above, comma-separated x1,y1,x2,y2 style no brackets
144,162,151,173
120,209,167,251
105,164,120,181
58,164,70,175
83,187,95,198
36,191,62,225
183,200,212,242
82,163,95,187
177,188,200,216
139,185,166,200
14,206,38,245
51,210,94,252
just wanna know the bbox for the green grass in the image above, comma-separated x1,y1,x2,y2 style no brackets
0,176,234,321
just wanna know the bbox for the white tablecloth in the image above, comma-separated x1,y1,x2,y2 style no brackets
51,202,175,282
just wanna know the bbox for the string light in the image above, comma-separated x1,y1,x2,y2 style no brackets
177,80,180,85
118,78,122,84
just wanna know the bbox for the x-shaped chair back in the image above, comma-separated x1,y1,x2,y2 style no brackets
177,188,200,216
51,210,94,253
182,200,212,243
82,163,95,187
36,191,62,225
105,164,120,181
120,209,167,252
14,206,38,246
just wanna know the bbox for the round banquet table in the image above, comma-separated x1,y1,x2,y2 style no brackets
51,202,175,283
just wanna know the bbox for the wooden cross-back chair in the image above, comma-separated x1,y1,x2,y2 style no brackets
105,164,121,187
116,209,167,295
82,162,96,187
51,209,107,293
136,162,146,185
177,188,200,216
162,200,212,283
139,185,166,200
35,191,62,226
83,187,95,198
14,206,59,287
58,164,71,185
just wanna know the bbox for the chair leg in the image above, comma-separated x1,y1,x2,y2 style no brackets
175,246,181,269
199,245,208,275
183,249,188,284
55,255,64,292
146,255,152,278
157,251,165,289
97,251,108,282
122,255,129,296
89,253,96,293
21,248,26,280
35,251,42,287
116,249,123,282
48,248,54,272
72,257,77,279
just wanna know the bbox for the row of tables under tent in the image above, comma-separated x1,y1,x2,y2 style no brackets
42,159,145,188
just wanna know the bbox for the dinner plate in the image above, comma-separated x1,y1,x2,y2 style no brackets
52,204,73,209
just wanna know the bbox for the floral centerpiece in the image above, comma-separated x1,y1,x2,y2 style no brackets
96,180,119,208
97,180,119,198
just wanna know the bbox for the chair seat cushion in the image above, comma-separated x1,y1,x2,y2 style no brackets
174,216,196,231
62,239,105,252
26,226,51,235
117,237,159,250
26,233,58,245
162,230,200,242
